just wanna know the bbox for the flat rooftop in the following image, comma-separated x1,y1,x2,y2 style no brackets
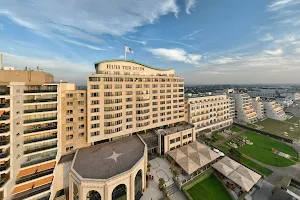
156,123,194,136
73,135,145,179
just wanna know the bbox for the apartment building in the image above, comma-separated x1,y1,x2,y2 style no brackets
252,97,266,120
0,68,59,200
263,101,287,121
58,83,88,155
229,97,235,119
230,93,258,123
185,94,233,137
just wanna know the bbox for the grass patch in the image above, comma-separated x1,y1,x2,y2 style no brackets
238,131,297,167
254,118,300,140
232,127,242,133
240,156,273,176
286,116,300,124
214,133,225,141
186,174,232,200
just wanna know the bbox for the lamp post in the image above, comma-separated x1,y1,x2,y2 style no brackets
276,156,278,167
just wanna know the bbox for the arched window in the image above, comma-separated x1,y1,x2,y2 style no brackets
112,184,127,200
87,190,101,200
135,170,143,200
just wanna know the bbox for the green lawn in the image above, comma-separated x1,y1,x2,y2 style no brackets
286,116,300,124
187,174,232,200
232,127,242,133
254,118,300,140
238,131,297,167
214,133,225,141
240,156,273,176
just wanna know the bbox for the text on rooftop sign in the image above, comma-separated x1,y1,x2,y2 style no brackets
106,64,144,71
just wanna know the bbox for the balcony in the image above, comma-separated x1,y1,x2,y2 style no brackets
12,183,51,200
0,127,9,134
24,89,57,93
24,117,57,124
24,134,57,144
0,114,10,121
16,168,54,184
24,125,57,134
0,178,8,187
0,151,9,159
0,103,9,108
0,140,9,146
24,107,57,114
24,144,57,154
0,87,9,96
21,155,56,168
24,98,57,104
0,163,9,172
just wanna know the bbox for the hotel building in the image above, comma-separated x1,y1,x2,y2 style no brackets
185,94,233,137
252,97,266,120
263,101,287,121
230,93,258,123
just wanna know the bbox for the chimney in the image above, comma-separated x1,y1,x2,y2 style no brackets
0,54,3,70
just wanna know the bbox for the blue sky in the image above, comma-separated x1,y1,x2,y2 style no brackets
1,0,300,85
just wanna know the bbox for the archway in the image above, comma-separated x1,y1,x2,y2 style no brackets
87,190,101,200
112,184,127,200
135,170,143,200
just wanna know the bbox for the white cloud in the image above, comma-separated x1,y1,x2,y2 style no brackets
146,48,201,64
0,0,178,47
181,29,203,40
260,33,274,41
267,0,294,11
143,38,197,49
122,37,147,45
61,38,106,51
185,0,196,14
1,52,92,85
295,48,300,53
263,48,284,56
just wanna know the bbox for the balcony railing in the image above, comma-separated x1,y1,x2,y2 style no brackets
12,183,51,200
24,144,57,154
0,152,9,159
0,178,8,187
0,90,9,95
0,128,9,134
0,164,9,171
0,103,9,108
0,140,9,146
24,98,57,104
24,107,57,114
24,126,57,134
0,115,10,121
16,168,54,184
24,117,57,124
24,89,57,93
24,134,57,144
21,155,56,168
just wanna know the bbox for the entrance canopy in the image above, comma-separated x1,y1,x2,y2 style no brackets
167,141,220,175
212,157,261,192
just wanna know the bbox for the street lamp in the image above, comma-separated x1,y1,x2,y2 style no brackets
276,156,278,166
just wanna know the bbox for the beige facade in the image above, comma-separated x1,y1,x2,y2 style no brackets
0,69,59,200
185,94,233,137
263,101,287,121
252,97,266,120
87,60,185,144
58,83,89,155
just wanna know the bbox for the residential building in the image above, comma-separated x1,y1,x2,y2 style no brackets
263,101,287,121
252,97,266,120
0,68,58,200
185,94,233,137
230,93,258,123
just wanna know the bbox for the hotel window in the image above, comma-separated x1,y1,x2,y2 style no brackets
78,101,84,105
170,139,175,144
78,132,84,137
103,77,113,82
91,100,99,105
91,123,100,129
126,84,132,88
67,93,73,98
153,102,158,106
66,118,73,123
153,114,158,117
78,116,84,121
67,102,73,106
66,126,73,131
126,104,133,109
176,137,180,142
89,77,100,81
153,96,158,100
91,131,100,137
183,135,187,139
66,134,73,140
126,98,132,102
91,108,99,113
80,109,84,113
80,93,85,97
91,85,99,89
153,119,158,123
104,84,112,89
91,92,99,97
126,111,132,115
79,124,85,129
188,133,192,138
67,110,73,115
126,118,132,122
115,84,122,89
126,124,133,129
126,91,133,95
91,116,99,121
66,146,73,152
